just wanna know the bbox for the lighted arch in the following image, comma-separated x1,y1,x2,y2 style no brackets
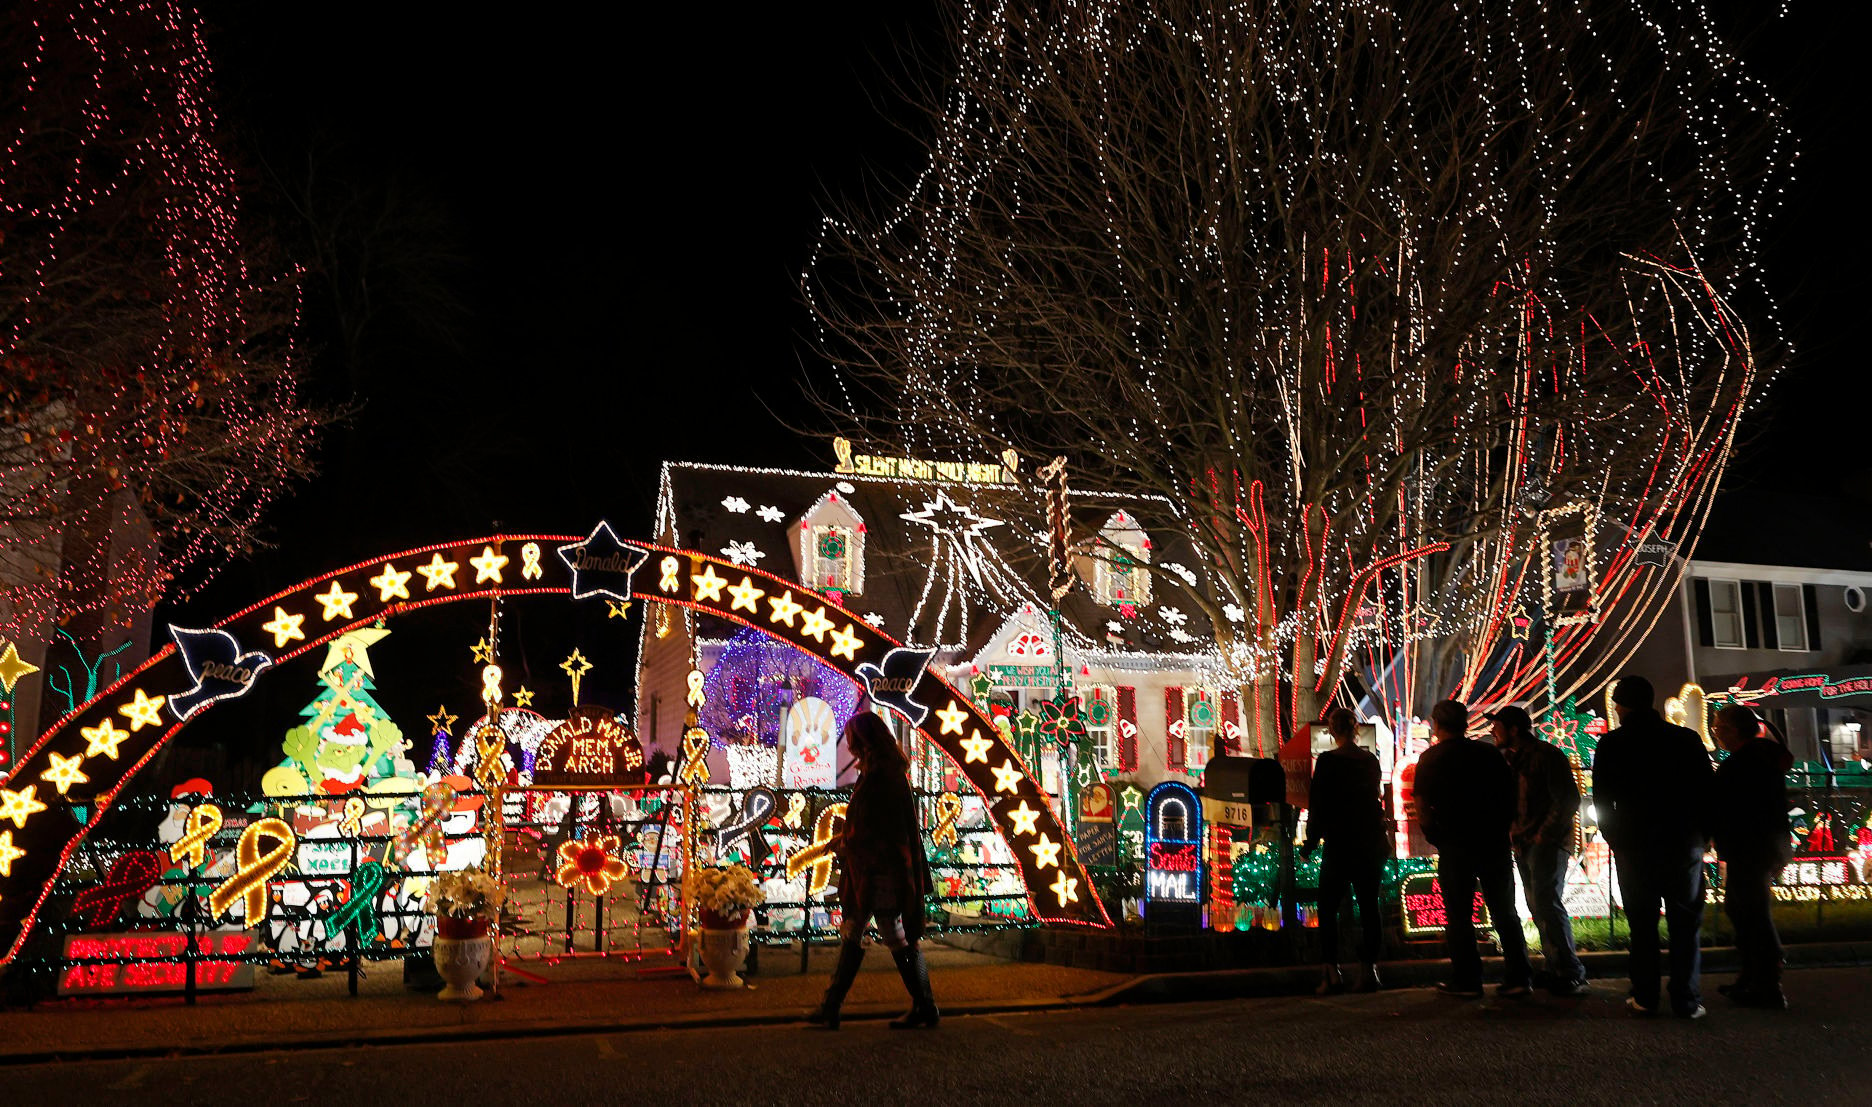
0,529,1109,963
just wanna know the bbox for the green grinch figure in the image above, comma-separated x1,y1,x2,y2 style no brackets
262,627,412,798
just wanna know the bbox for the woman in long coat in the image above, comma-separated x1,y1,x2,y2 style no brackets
807,712,937,1029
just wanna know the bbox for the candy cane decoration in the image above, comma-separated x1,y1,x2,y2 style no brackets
395,779,455,864
209,818,296,923
168,803,223,870
930,792,962,847
785,802,847,896
71,851,165,929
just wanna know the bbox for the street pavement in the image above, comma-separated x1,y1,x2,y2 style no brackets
5,965,1868,1105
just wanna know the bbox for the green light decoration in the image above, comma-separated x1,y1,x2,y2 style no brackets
46,630,133,716
1540,695,1598,765
322,860,389,946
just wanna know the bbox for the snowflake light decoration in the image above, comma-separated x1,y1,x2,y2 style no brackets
721,540,765,566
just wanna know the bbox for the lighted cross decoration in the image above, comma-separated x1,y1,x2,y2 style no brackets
560,649,593,707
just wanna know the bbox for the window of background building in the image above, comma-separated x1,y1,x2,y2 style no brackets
1704,578,1744,648
1184,687,1216,772
1774,583,1808,652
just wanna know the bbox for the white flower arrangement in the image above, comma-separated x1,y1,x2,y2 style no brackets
687,863,765,920
427,864,508,921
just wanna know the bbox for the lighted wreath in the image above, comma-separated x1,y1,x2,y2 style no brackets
555,833,630,895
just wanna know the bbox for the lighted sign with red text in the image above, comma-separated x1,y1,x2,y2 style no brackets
57,931,257,996
1144,781,1204,921
1400,873,1488,936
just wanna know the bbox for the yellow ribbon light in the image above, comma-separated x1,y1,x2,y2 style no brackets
209,818,296,922
168,803,223,870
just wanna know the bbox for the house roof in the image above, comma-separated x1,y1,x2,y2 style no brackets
653,461,1219,661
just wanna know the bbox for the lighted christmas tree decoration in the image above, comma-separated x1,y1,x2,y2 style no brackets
807,0,1792,743
262,627,412,798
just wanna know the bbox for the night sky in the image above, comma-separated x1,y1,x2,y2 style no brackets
158,2,1858,776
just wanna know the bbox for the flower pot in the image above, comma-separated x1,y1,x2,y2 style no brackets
433,916,492,1001
697,913,751,989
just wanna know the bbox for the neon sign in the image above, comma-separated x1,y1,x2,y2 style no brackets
57,930,257,996
1144,781,1204,919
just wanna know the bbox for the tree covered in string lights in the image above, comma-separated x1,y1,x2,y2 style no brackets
807,0,1789,750
0,0,324,646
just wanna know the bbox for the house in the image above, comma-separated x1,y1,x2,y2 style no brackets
1625,490,1872,766
633,457,1247,795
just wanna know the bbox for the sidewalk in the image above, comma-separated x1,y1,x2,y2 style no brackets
4,938,1870,1065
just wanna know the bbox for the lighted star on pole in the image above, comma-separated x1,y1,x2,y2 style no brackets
513,687,536,709
416,552,461,591
314,581,359,621
469,545,509,584
606,600,633,620
40,752,89,796
561,649,593,706
0,641,41,692
470,637,495,664
426,706,458,735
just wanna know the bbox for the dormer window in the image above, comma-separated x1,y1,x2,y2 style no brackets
1089,511,1151,610
794,490,866,599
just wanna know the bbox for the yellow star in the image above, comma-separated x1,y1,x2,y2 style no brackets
1050,871,1079,905
259,606,305,649
82,717,129,759
727,576,765,613
469,545,509,584
768,590,803,627
426,706,458,734
314,580,358,622
691,564,727,603
0,784,48,830
560,649,592,679
828,624,862,661
0,641,41,693
513,686,536,708
1028,832,1061,870
41,751,89,796
934,700,968,735
959,730,993,764
470,637,495,664
370,562,412,602
117,688,167,732
606,600,633,620
799,606,833,642
416,552,460,591
990,760,1024,794
1006,800,1041,836
0,829,23,877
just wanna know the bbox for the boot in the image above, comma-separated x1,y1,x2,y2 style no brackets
806,940,866,1030
1316,964,1344,996
1354,963,1382,993
888,944,940,1029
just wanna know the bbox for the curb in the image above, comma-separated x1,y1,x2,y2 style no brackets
6,941,1870,1067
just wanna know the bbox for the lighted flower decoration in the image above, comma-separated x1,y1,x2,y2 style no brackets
1037,696,1088,749
555,833,630,895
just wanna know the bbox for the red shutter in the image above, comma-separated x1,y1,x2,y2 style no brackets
1218,689,1241,756
1165,686,1186,770
1116,685,1139,772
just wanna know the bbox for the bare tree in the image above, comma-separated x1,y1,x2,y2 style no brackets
806,0,1788,751
1,0,326,645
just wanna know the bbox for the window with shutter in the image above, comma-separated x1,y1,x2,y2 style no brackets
1707,579,1744,648
1115,686,1139,772
1164,686,1186,770
1084,685,1116,769
1773,583,1807,651
1184,688,1216,772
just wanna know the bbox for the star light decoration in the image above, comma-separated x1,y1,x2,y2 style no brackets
0,784,48,830
370,562,412,602
557,522,649,602
561,649,593,707
315,581,359,621
0,642,41,692
40,752,89,796
260,606,305,648
468,545,509,584
416,552,460,591
0,830,23,878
